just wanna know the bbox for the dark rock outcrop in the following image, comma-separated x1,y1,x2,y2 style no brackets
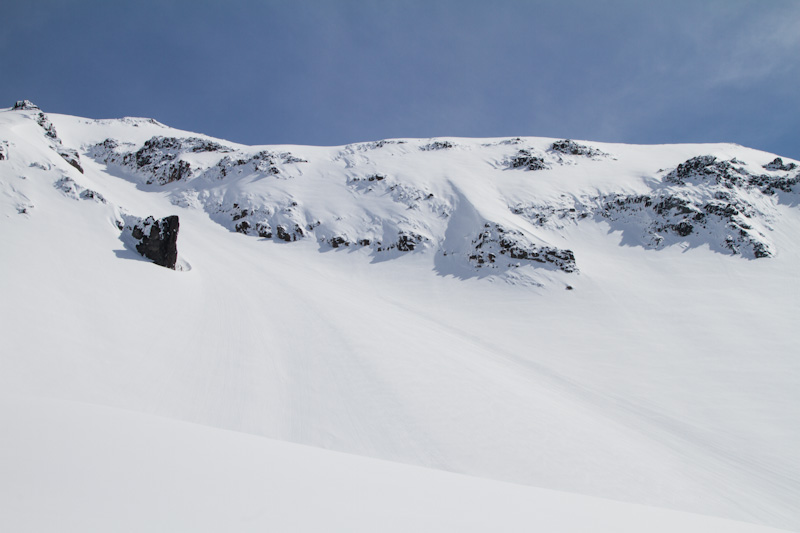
54,176,105,203
663,155,799,196
510,153,800,260
12,100,40,111
58,147,83,173
35,112,58,140
276,224,293,242
89,136,307,185
396,232,419,251
255,222,272,238
421,140,455,151
127,215,180,269
330,236,348,248
509,149,549,171
15,104,85,173
469,223,577,272
125,137,206,184
664,155,748,187
90,136,227,185
550,139,607,157
763,157,797,172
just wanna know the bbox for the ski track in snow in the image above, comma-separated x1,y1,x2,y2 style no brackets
380,291,799,525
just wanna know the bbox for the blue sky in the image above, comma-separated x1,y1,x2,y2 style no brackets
2,0,798,158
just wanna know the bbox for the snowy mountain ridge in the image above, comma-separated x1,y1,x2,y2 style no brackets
91,119,799,277
5,100,797,283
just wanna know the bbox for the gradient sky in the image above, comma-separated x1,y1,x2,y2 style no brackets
2,0,798,158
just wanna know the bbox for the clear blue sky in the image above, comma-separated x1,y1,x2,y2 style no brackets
2,0,798,158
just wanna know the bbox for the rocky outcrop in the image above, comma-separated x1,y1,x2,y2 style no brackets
130,136,218,184
54,176,106,203
89,136,230,185
508,149,549,171
65,116,800,277
89,136,307,185
57,147,83,173
12,100,40,111
469,223,576,272
368,139,406,149
35,111,58,140
748,173,800,195
663,155,799,195
212,151,285,180
11,102,85,173
511,154,800,260
396,232,421,251
225,202,305,242
550,139,608,157
332,140,408,165
275,224,294,242
123,215,180,269
663,155,746,187
763,157,797,172
505,140,610,172
421,140,455,151
329,236,349,248
601,190,773,258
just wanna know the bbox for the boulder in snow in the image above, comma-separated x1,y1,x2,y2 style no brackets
123,215,180,269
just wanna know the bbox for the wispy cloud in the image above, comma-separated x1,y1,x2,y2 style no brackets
703,3,800,87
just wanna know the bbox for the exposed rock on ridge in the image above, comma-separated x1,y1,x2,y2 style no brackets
90,136,307,185
511,155,799,259
11,100,83,173
80,125,800,278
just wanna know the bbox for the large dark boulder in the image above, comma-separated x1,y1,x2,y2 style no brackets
129,215,180,269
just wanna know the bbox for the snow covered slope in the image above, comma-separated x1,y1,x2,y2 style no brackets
0,394,785,533
2,101,799,530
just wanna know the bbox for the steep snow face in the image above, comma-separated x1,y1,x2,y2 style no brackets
78,120,800,282
2,103,800,531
